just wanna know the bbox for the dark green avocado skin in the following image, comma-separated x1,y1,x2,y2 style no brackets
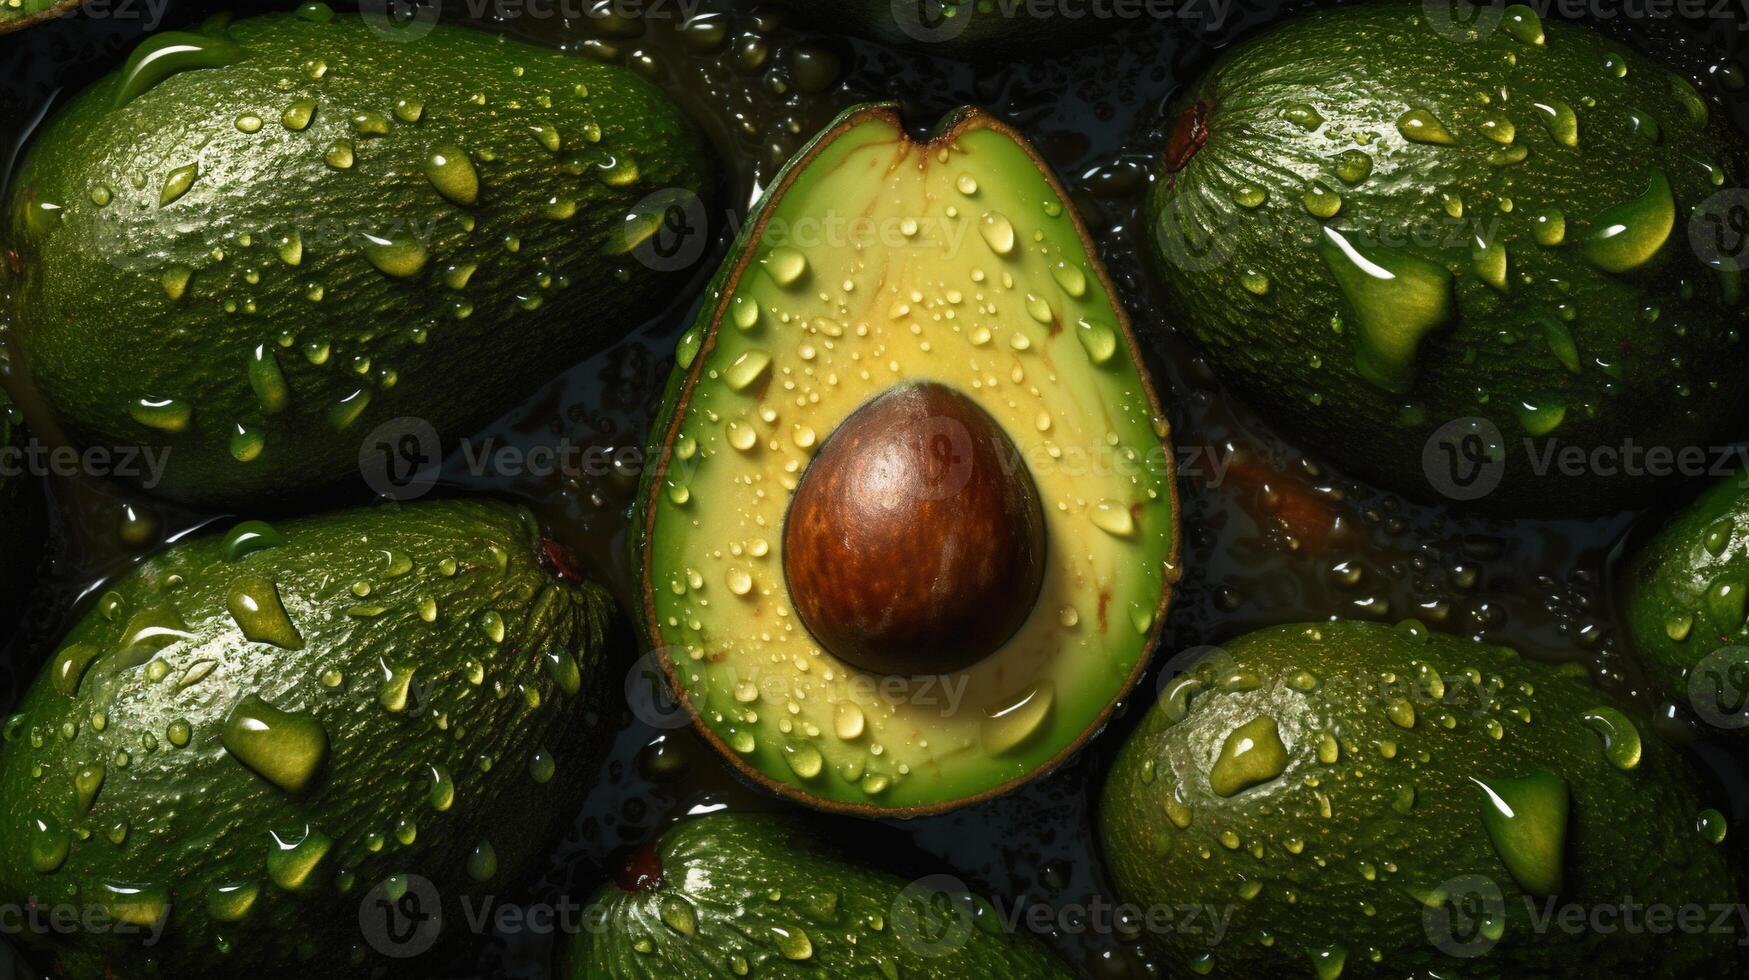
5,10,713,508
563,812,1074,978
1147,4,1749,515
1100,620,1741,979
0,499,619,979
1625,470,1749,723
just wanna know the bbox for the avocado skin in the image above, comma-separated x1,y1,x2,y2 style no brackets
1146,5,1749,515
1625,471,1749,717
772,0,1114,58
6,12,713,508
562,812,1073,978
0,499,618,979
1100,621,1741,978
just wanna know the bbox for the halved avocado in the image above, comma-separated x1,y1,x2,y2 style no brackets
636,105,1178,815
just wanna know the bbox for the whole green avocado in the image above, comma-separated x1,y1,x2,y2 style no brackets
0,499,618,979
1147,4,1749,514
4,8,713,507
1100,621,1740,978
1624,470,1749,727
563,812,1073,978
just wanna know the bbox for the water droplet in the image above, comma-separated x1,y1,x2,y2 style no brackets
1580,707,1641,771
1397,109,1455,145
226,575,304,649
982,683,1055,755
130,397,191,433
762,246,807,287
1302,180,1342,219
1474,772,1568,896
773,925,814,961
1582,170,1674,274
360,232,430,279
731,294,760,331
425,144,479,206
1210,715,1288,797
113,31,243,108
1317,227,1454,394
1532,208,1566,247
1706,574,1747,629
978,211,1016,255
1075,318,1118,365
1532,99,1580,148
1090,499,1136,537
1697,808,1729,845
1502,4,1544,44
266,826,333,891
51,643,101,697
723,350,773,391
467,841,498,882
223,520,285,561
99,882,170,926
222,694,328,793
28,815,70,873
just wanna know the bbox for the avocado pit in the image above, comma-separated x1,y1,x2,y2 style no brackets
783,381,1046,676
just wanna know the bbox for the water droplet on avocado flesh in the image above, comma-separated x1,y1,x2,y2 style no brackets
1317,227,1454,394
638,107,1175,813
1474,771,1569,896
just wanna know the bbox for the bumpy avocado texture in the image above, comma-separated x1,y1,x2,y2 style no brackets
636,103,1178,815
1100,620,1740,978
1148,4,1749,514
5,8,713,507
1625,470,1749,723
0,499,618,978
563,812,1072,978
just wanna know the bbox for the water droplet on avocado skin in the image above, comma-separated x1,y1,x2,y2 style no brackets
1582,170,1675,274
1474,771,1569,896
1317,227,1455,395
113,31,245,109
1580,706,1642,770
221,694,329,794
1209,715,1288,797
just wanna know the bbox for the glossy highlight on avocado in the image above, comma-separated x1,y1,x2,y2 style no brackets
5,8,713,507
564,812,1073,978
636,104,1179,815
1100,621,1740,978
1147,4,1749,513
1625,470,1749,719
0,500,618,979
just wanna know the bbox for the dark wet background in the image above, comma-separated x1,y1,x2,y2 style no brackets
1,2,1747,977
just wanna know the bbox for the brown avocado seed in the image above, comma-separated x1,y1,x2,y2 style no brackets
782,381,1047,676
